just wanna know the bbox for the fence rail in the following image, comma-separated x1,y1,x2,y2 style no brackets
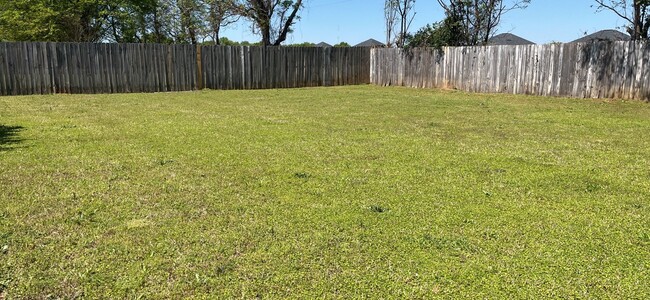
0,42,371,96
371,41,650,100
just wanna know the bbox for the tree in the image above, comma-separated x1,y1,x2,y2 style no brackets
105,0,208,44
406,22,451,48
0,0,177,43
0,0,107,42
384,0,416,47
236,0,303,46
594,0,650,40
435,0,531,46
288,42,315,47
177,0,204,44
384,0,398,47
150,0,207,44
0,0,58,41
53,0,108,42
149,0,177,43
104,0,160,43
217,36,240,45
205,0,239,44
395,0,416,47
239,40,262,46
334,42,350,47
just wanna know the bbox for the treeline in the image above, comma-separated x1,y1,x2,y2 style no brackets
385,0,534,48
214,38,352,47
0,0,304,45
387,0,649,48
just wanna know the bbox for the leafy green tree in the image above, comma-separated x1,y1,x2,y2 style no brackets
150,0,206,44
0,0,107,42
288,42,315,47
0,0,176,43
334,42,350,47
406,5,468,48
217,36,240,45
406,23,445,48
176,0,203,44
238,40,261,46
0,0,313,45
0,0,55,41
105,0,160,43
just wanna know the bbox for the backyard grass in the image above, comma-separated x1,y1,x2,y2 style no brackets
1,85,649,298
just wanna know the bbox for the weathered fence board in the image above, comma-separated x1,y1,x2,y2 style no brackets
0,42,371,96
371,41,650,100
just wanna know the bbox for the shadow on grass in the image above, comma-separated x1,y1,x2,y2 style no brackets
0,125,24,152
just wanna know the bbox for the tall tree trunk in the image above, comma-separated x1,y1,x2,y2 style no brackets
153,11,162,43
189,29,197,44
634,2,642,40
261,27,271,46
214,28,221,45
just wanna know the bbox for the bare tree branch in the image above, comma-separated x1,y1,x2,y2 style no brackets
594,0,650,40
236,0,303,45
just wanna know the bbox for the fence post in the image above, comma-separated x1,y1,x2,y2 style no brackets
196,45,203,90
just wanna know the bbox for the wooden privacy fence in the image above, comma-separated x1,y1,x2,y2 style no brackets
200,46,370,89
2,41,650,100
371,41,650,100
0,42,371,95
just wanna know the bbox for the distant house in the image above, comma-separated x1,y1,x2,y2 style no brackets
315,42,332,47
488,33,535,46
571,30,630,43
354,39,385,48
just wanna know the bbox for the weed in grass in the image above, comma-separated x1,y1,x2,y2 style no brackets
293,172,311,179
629,202,643,210
70,210,97,226
215,261,235,275
462,219,476,225
481,230,499,241
0,231,9,244
584,180,603,193
640,232,650,245
157,159,175,166
369,205,387,213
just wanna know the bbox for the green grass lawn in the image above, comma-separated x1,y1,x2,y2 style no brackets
1,85,649,298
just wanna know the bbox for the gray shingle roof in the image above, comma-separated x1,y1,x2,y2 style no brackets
571,30,630,43
487,33,535,45
354,39,385,47
315,42,332,47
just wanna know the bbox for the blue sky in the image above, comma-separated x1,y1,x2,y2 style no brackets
221,0,628,45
